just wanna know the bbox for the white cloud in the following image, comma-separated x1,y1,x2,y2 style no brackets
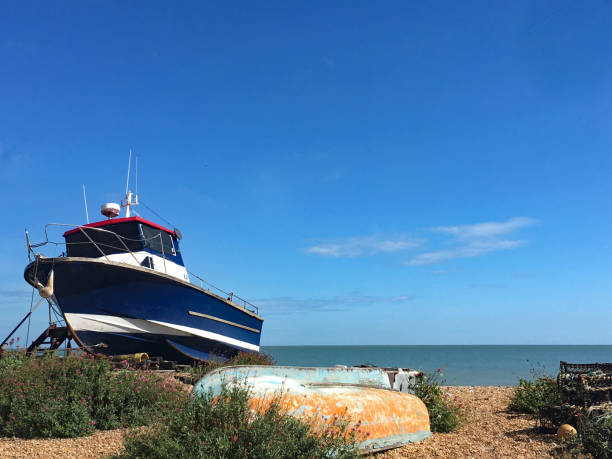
306,235,422,257
0,288,32,305
407,239,525,266
304,217,537,265
256,294,415,315
407,217,538,266
431,217,538,240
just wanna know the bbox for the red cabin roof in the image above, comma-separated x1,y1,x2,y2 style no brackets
63,216,175,237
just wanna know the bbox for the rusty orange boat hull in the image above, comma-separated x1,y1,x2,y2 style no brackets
250,385,430,451
192,365,431,452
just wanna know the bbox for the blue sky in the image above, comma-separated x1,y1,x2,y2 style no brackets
1,1,611,345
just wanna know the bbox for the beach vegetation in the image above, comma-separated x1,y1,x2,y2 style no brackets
410,370,466,433
559,413,612,458
576,412,612,458
507,373,561,415
117,383,360,459
0,350,25,373
0,352,187,438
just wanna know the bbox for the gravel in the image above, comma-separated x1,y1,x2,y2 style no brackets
0,429,127,458
378,386,559,458
0,386,559,458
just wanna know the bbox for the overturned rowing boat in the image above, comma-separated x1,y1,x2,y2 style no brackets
192,365,431,452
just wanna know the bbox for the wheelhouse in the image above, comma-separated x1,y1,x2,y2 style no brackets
62,217,185,270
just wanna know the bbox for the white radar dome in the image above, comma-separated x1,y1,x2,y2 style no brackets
101,203,121,219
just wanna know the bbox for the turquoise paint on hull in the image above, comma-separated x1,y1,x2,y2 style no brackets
359,430,432,452
193,365,391,396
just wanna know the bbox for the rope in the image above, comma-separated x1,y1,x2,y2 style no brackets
51,302,63,325
25,288,35,346
25,259,39,346
139,200,176,229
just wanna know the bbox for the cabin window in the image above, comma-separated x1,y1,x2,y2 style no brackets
141,256,154,269
141,224,176,255
65,222,143,257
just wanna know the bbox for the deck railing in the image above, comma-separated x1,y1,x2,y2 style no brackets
186,271,258,314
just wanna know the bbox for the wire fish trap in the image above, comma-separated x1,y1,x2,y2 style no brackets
586,402,612,418
558,362,612,406
560,362,612,375
538,404,578,432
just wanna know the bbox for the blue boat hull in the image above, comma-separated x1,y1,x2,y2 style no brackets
24,258,263,363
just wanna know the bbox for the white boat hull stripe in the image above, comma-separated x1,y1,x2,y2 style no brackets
64,313,259,352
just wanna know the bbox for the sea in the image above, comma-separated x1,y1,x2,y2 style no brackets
261,345,612,386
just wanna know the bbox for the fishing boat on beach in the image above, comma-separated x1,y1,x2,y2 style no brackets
21,157,263,363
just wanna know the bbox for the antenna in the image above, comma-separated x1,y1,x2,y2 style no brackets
122,149,139,218
125,149,132,195
82,184,90,223
135,155,138,195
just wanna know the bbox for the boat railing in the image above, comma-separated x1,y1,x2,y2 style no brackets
28,223,138,263
186,271,258,315
26,223,259,315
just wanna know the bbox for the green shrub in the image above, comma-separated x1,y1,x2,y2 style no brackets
0,353,187,438
577,413,612,458
0,351,25,374
190,351,275,379
507,374,561,414
410,370,466,433
117,383,359,459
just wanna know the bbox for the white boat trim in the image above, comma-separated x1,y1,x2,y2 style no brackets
149,319,260,352
188,310,260,333
103,251,190,282
64,313,260,352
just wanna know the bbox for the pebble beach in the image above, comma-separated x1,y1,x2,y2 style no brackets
0,385,559,458
379,386,558,458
